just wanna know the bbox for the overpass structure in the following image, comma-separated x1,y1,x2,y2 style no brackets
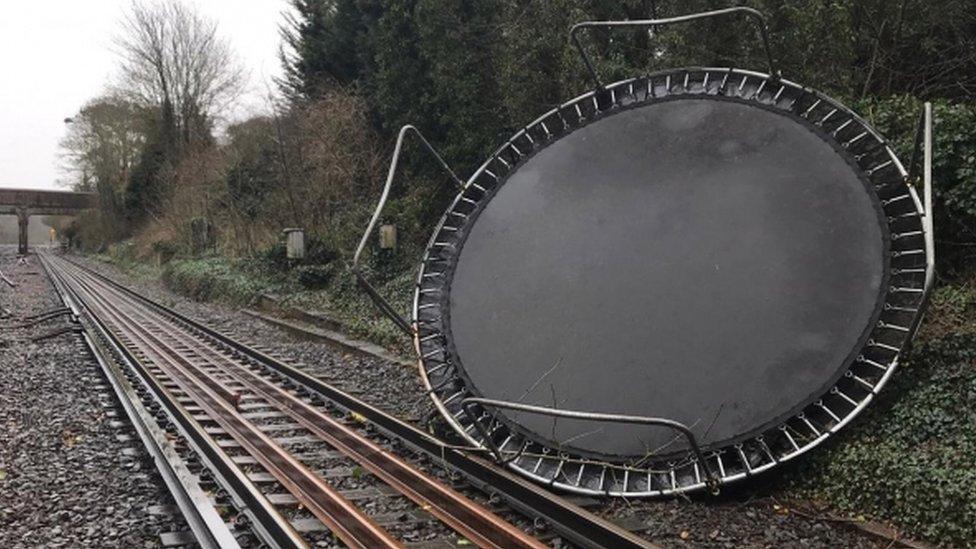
0,187,95,254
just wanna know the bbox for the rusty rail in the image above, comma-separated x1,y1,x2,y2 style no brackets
46,255,546,549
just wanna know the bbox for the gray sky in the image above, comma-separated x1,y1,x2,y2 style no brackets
0,0,290,191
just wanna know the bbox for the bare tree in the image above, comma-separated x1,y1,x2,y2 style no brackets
60,95,146,194
114,0,246,146
59,95,149,244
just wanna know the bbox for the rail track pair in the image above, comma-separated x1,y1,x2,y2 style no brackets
40,253,652,548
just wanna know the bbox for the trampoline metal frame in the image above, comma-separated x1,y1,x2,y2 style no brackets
354,10,936,497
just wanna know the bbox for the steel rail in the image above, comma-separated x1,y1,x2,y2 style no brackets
41,254,308,547
144,319,546,549
53,254,656,549
67,260,544,549
53,257,401,549
38,255,239,549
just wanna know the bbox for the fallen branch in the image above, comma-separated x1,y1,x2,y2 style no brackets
0,268,15,288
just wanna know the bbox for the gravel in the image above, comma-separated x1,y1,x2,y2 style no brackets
71,252,893,548
0,247,185,548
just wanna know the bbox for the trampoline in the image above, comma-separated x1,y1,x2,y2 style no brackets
354,8,935,496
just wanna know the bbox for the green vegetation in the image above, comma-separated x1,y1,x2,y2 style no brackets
69,1,976,546
788,332,976,546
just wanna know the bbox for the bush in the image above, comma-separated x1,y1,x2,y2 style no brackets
788,334,976,546
857,96,976,275
161,257,276,305
295,264,337,289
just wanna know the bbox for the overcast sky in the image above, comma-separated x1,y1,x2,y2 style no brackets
0,0,291,191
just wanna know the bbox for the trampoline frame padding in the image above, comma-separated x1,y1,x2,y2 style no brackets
412,68,932,496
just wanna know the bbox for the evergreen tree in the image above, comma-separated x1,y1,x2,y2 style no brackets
280,0,374,97
124,103,177,221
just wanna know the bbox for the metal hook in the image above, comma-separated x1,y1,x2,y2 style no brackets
352,125,463,336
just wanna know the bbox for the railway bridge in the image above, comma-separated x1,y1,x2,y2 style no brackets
0,187,95,255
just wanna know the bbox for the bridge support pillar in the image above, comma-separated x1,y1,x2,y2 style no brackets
17,208,29,255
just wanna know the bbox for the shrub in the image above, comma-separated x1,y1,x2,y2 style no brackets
788,334,976,545
857,96,976,275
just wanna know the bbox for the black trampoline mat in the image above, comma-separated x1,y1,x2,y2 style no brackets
447,97,888,457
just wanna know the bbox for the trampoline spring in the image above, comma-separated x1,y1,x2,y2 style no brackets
867,159,894,175
421,271,445,279
868,339,901,352
878,321,910,333
773,84,786,102
648,76,656,98
463,418,481,434
531,454,546,474
483,169,498,180
891,268,925,276
832,388,859,408
499,435,514,453
553,461,568,486
510,143,524,157
522,130,535,145
799,414,821,437
702,72,710,90
735,445,752,473
737,75,748,91
891,250,925,259
668,469,676,490
757,438,776,463
666,74,672,93
427,372,457,394
683,71,690,92
596,467,607,491
591,95,602,111
780,426,801,451
509,441,530,466
425,362,450,376
540,122,552,139
576,463,587,486
448,211,468,219
802,98,822,117
719,70,731,93
881,193,911,206
470,182,487,192
818,400,842,422
441,390,466,405
574,103,584,121
892,230,923,240
849,372,875,391
819,108,838,124
495,156,511,169
831,119,853,136
845,131,869,147
857,355,890,371
754,79,767,98
555,107,570,130
715,453,727,477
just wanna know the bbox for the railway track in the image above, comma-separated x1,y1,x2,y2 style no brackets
40,253,653,549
